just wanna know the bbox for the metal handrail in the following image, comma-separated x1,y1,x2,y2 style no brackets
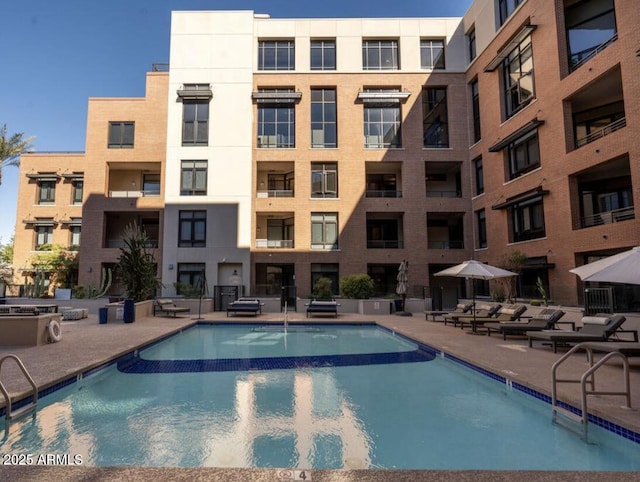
1,354,38,422
575,117,626,148
581,205,634,228
551,343,631,439
570,34,617,72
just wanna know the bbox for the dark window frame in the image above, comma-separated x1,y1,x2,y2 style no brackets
258,40,295,70
311,212,339,250
38,180,56,205
310,39,336,70
420,39,445,69
477,209,487,248
180,160,208,196
510,196,546,243
474,157,484,195
362,39,399,70
311,162,338,198
423,86,449,148
178,210,207,247
182,100,209,146
502,35,535,118
108,121,135,148
505,130,540,180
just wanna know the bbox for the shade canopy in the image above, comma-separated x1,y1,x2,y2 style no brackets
434,260,517,280
570,247,640,285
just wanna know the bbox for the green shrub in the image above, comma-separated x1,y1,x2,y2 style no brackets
312,277,334,299
173,282,202,298
73,285,86,299
340,274,375,299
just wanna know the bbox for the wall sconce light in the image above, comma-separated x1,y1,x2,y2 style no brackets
87,267,92,273
131,180,137,187
168,264,174,270
256,227,261,233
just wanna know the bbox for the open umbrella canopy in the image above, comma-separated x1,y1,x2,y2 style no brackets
434,259,517,280
570,246,640,285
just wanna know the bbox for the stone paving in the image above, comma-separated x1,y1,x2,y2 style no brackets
1,309,639,481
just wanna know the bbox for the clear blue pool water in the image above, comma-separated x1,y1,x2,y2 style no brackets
2,324,639,470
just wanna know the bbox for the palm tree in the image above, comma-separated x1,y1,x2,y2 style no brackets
0,124,35,186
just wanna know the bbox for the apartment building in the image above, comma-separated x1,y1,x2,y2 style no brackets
12,72,168,295
11,0,640,309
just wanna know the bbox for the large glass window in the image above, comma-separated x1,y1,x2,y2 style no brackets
311,263,339,296
499,0,524,26
506,130,540,180
35,226,53,250
38,181,56,205
311,213,338,250
511,196,546,242
108,121,134,148
471,79,481,143
177,263,206,293
71,180,83,205
566,0,616,70
70,225,81,249
180,160,207,196
468,26,477,61
179,210,206,247
311,88,337,148
363,90,401,148
362,39,399,70
420,39,445,69
423,87,449,148
311,162,337,198
310,40,336,70
503,35,535,118
258,40,295,70
257,89,296,148
182,101,209,145
476,209,487,248
142,173,161,196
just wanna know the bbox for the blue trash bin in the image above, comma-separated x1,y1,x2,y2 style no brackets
99,307,108,324
123,299,135,323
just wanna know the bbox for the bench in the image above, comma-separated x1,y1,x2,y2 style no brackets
61,308,89,320
0,305,41,316
306,299,339,318
227,299,263,317
153,299,190,317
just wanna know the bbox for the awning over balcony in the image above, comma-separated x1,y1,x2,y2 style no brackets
488,118,544,152
492,186,549,210
484,23,537,72
26,172,60,181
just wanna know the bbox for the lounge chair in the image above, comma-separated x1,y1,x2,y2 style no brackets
485,308,566,340
457,304,527,333
444,303,501,326
426,302,473,323
527,314,636,352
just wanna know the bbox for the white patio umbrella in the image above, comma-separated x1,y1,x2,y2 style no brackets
396,260,410,315
570,247,640,284
434,260,518,325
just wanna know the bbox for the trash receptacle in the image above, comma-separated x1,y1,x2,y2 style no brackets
123,299,135,323
99,307,108,324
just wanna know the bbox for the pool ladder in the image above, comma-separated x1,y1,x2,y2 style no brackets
1,354,38,424
551,343,631,439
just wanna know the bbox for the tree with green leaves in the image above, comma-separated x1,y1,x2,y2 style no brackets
29,244,79,291
115,222,161,302
0,236,13,265
0,124,35,186
496,249,528,303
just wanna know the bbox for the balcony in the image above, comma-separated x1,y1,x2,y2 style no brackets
108,164,161,199
256,213,294,249
256,162,294,199
365,162,402,199
255,239,294,249
576,117,626,149
366,212,404,249
425,162,462,198
581,206,635,228
427,212,464,250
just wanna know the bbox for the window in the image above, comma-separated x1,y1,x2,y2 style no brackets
257,89,296,148
311,213,338,250
108,122,134,148
503,35,535,118
468,26,477,61
310,40,336,70
566,0,617,71
499,0,524,26
35,226,53,250
506,130,540,179
180,160,207,196
476,209,487,248
69,225,81,249
177,263,206,293
179,210,206,247
38,181,56,205
71,180,83,205
420,39,445,69
471,79,481,143
142,173,161,196
363,89,401,148
474,157,484,195
311,263,339,296
182,101,209,145
311,163,337,198
362,39,399,70
367,218,401,249
423,87,449,148
311,89,337,148
258,40,295,70
511,196,546,242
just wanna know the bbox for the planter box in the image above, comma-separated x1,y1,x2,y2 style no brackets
358,299,392,315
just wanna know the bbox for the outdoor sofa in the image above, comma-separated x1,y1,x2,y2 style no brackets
226,298,263,317
527,314,636,352
484,308,566,340
306,299,339,317
153,299,190,317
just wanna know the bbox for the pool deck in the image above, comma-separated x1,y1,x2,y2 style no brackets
2,310,639,481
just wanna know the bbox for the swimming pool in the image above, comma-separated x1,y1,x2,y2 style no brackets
2,323,639,470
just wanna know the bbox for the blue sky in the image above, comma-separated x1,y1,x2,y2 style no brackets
0,0,472,245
